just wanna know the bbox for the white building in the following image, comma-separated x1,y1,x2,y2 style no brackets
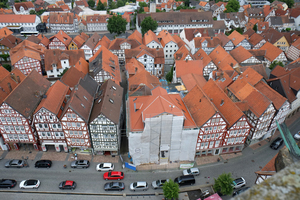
0,14,41,34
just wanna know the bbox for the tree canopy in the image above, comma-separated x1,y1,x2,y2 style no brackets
107,15,127,35
87,0,95,8
117,0,125,7
225,0,240,13
166,66,174,83
138,1,147,7
96,0,105,10
213,173,234,196
162,179,179,200
270,60,284,70
253,24,258,32
280,0,294,8
140,16,158,35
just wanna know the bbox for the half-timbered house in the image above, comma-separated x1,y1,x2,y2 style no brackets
227,30,252,50
93,35,111,54
48,30,72,50
33,80,70,152
0,70,51,150
194,49,217,78
80,33,101,60
89,79,123,155
230,46,261,65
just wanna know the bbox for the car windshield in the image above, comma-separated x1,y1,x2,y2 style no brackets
156,180,161,185
187,169,191,173
100,164,103,168
133,182,137,187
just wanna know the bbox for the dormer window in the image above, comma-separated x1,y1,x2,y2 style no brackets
52,64,57,68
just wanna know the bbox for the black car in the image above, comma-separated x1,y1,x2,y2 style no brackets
0,179,17,188
104,182,125,191
35,160,52,168
270,137,284,150
233,187,250,197
59,180,76,190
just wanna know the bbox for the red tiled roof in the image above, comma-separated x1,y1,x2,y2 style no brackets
229,46,253,64
175,60,203,78
125,57,145,76
128,30,142,45
143,30,160,46
49,30,72,47
194,49,212,67
228,30,247,46
60,66,85,88
209,45,238,70
74,57,89,75
181,73,207,92
0,27,13,39
0,14,36,23
128,70,161,95
259,42,283,62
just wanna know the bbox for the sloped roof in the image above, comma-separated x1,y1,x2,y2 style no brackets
172,35,186,48
202,79,244,128
49,30,72,47
259,41,283,62
125,57,145,76
128,70,161,94
44,49,85,71
108,38,140,50
60,66,85,88
255,80,287,110
228,30,248,46
125,44,165,64
261,28,284,44
174,45,194,60
39,35,50,47
89,79,123,124
229,46,253,63
239,67,264,86
128,87,196,132
0,14,36,23
72,32,89,49
74,57,89,75
183,84,218,127
0,27,13,39
128,30,142,45
10,46,42,66
159,31,176,47
215,33,231,47
84,32,101,49
143,30,160,46
49,12,74,24
34,80,69,118
27,35,41,44
181,73,207,92
4,70,51,118
89,46,121,84
14,2,34,11
290,37,300,50
240,64,269,80
212,70,233,90
94,35,111,51
175,60,203,78
248,32,265,46
209,45,238,70
194,48,212,66
0,34,22,49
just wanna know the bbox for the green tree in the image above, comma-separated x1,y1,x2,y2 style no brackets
29,10,36,15
116,0,124,7
88,0,95,8
213,173,234,196
213,17,217,21
166,66,173,83
162,179,179,200
139,1,147,7
109,1,117,9
286,28,291,32
107,15,127,35
140,16,158,35
97,0,105,10
184,0,189,7
59,68,68,77
2,64,11,72
253,24,258,32
269,60,284,70
225,0,240,13
280,0,294,8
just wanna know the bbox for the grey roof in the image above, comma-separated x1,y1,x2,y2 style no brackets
5,70,51,118
270,16,283,26
89,50,103,78
89,79,123,124
84,33,101,49
78,74,98,98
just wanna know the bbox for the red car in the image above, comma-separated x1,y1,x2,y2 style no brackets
103,171,124,180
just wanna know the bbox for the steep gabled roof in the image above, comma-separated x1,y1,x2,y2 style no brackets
174,45,194,60
260,28,284,44
259,41,283,62
194,48,212,66
89,79,123,124
60,66,85,88
175,60,203,78
74,57,89,75
34,80,69,118
143,30,160,46
248,32,265,46
128,70,161,95
49,30,72,47
181,73,207,92
0,27,13,39
229,46,253,63
4,70,51,118
83,32,101,49
183,84,218,127
228,30,248,46
209,45,238,70
125,57,145,76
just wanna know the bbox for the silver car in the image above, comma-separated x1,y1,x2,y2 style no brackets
183,168,200,176
151,179,169,189
5,159,25,168
130,181,148,191
70,160,90,168
294,131,300,140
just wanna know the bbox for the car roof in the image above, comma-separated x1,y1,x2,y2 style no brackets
65,180,74,186
79,160,87,163
110,171,122,175
136,181,147,186
103,163,112,167
11,159,21,163
234,178,244,183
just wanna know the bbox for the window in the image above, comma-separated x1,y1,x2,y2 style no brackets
1,117,5,122
79,131,83,136
70,131,73,135
47,132,51,137
58,124,61,128
44,124,48,128
60,132,64,137
77,123,80,127
42,132,46,137
74,131,78,136
55,132,59,137
72,122,76,127
53,124,57,128
6,117,11,123
11,118,16,123
72,114,76,118
17,118,21,123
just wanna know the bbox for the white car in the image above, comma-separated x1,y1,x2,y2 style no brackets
130,181,148,191
294,131,300,140
96,163,114,171
19,179,40,189
183,168,200,176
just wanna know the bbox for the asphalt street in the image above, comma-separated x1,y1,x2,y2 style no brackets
0,116,299,200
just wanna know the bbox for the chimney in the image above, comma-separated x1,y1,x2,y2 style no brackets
10,73,17,82
4,30,6,35
135,67,137,72
53,51,56,56
17,76,20,83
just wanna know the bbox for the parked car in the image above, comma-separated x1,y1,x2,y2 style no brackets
183,168,200,176
174,175,195,186
19,179,40,189
233,187,250,197
151,179,169,189
130,181,148,191
5,159,25,168
0,179,17,188
35,160,52,168
103,171,124,180
232,177,246,189
70,160,90,168
96,163,114,171
104,182,125,191
294,131,300,140
59,180,76,190
270,137,284,150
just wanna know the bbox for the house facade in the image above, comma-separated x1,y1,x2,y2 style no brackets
0,14,41,34
13,2,35,15
48,13,79,33
86,14,109,32
48,30,72,50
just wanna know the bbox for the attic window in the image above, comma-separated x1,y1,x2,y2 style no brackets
98,99,102,103
109,99,114,104
81,103,85,108
112,86,116,90
112,73,115,77
83,96,88,100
